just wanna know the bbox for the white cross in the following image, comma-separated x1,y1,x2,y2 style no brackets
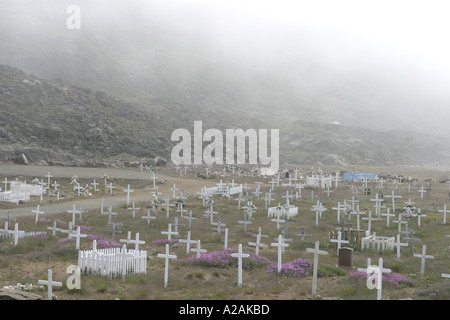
38,269,62,300
123,184,134,205
141,209,156,226
151,172,158,189
329,230,349,255
438,204,449,224
128,232,145,250
238,219,253,233
74,183,82,197
2,177,9,192
418,186,426,199
9,223,25,247
306,241,328,299
412,208,426,227
161,223,178,240
127,201,140,219
51,180,60,191
362,210,378,234
294,227,312,243
107,183,115,195
91,180,98,192
69,226,87,250
45,172,53,189
381,208,395,227
191,239,207,258
413,244,434,276
324,186,333,197
47,220,61,237
67,204,80,226
368,258,391,300
170,184,179,199
179,231,198,254
393,214,408,235
248,233,267,256
231,244,250,287
183,210,198,229
394,234,408,259
157,244,177,288
271,235,289,273
32,204,45,224
370,193,385,218
332,202,344,223
385,189,401,211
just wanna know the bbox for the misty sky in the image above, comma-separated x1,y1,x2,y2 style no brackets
2,0,450,135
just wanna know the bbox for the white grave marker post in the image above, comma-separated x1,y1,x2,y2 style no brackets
45,172,53,190
38,269,62,300
306,241,328,300
141,209,156,226
128,232,145,250
413,245,434,276
151,172,158,189
366,258,391,301
32,204,45,224
329,230,349,255
381,208,395,228
362,210,377,234
224,228,229,249
191,239,207,258
438,204,449,225
179,231,198,254
91,180,98,192
161,223,178,241
418,186,426,199
107,183,115,195
394,234,408,259
157,244,177,288
127,201,140,219
231,244,250,288
123,184,134,206
9,223,25,247
412,208,426,227
67,204,80,226
248,234,267,256
271,235,289,273
69,226,87,250
385,189,401,211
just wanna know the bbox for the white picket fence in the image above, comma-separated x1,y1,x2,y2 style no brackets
0,191,31,204
305,175,332,189
0,230,47,241
267,205,298,219
361,233,395,252
203,185,243,197
78,247,147,278
10,181,45,197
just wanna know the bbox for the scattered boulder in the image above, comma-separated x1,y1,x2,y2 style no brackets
0,289,42,300
154,156,168,166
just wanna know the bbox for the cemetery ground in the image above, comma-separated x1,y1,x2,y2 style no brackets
0,165,449,300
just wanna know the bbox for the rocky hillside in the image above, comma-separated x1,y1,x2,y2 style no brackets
0,64,172,166
1,64,450,169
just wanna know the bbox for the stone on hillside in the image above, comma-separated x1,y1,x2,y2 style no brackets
154,156,168,166
0,289,42,300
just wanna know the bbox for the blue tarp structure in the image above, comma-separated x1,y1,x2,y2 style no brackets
343,173,375,182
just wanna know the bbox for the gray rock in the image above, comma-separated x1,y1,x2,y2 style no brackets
0,289,42,300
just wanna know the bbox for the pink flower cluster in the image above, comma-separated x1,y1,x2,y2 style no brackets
265,258,313,277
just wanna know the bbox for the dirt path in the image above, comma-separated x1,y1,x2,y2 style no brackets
0,165,218,220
